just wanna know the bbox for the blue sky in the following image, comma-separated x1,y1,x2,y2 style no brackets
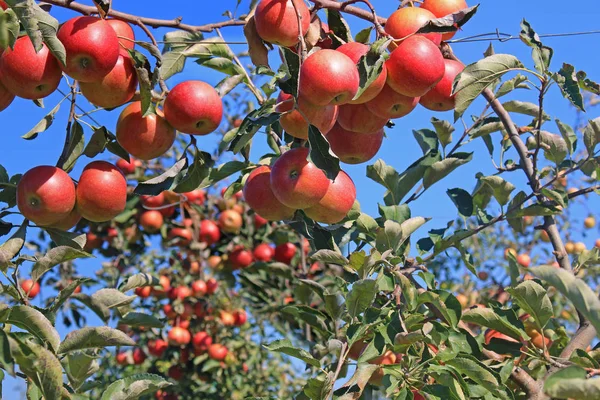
2,0,600,396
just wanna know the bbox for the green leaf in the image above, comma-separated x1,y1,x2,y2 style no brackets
354,37,390,100
311,249,348,266
354,26,373,44
119,312,163,329
445,356,508,400
58,326,135,354
552,63,585,112
583,117,600,154
334,363,379,399
375,220,402,253
431,118,455,148
44,228,86,249
0,8,19,50
91,288,136,309
416,5,479,34
279,48,300,97
31,245,91,282
423,152,472,189
304,373,334,400
519,19,553,74
0,305,60,353
281,305,329,335
100,373,172,400
413,128,439,155
244,16,269,68
469,117,504,138
0,221,26,270
525,131,568,164
496,74,529,98
83,127,110,158
263,339,321,368
307,125,340,180
473,175,515,206
506,280,553,330
418,290,461,328
461,307,528,341
133,157,188,196
555,119,577,156
502,100,549,119
59,120,85,172
229,101,279,154
71,293,110,322
197,161,248,189
0,330,14,376
22,102,61,140
127,49,156,117
326,9,352,45
544,366,600,399
118,273,159,293
64,351,99,390
507,203,561,218
173,150,214,193
447,188,473,218
346,279,377,318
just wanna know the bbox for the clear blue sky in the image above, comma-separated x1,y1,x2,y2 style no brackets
2,0,600,396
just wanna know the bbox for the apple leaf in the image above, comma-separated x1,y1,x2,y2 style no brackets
423,152,473,189
0,330,14,376
519,19,553,74
118,273,159,293
346,279,377,318
279,47,300,97
118,312,164,329
100,373,172,400
58,326,135,354
307,125,340,181
461,307,529,341
544,366,600,398
59,120,85,173
64,351,99,390
21,102,61,140
0,221,26,270
31,245,91,282
49,278,90,313
583,117,600,154
445,356,509,400
0,305,61,353
552,63,585,112
71,293,111,322
417,5,479,34
311,249,348,266
173,149,214,193
447,188,474,218
263,339,321,368
127,49,157,117
134,157,188,196
229,101,279,154
0,8,19,50
354,37,390,101
91,288,136,309
506,280,553,330
244,16,269,68
325,9,352,46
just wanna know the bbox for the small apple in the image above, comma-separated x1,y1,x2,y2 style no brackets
233,309,247,326
276,91,338,139
336,103,388,134
199,220,221,245
206,278,219,295
517,253,531,268
139,210,164,233
116,157,141,175
207,343,228,361
229,247,254,270
274,242,296,264
168,327,191,346
584,216,596,229
148,339,168,357
132,348,146,365
134,286,152,298
218,209,243,233
141,192,165,209
191,280,207,297
192,331,212,350
220,310,236,326
253,243,275,262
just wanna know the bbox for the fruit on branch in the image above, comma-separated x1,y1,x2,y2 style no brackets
253,243,275,262
298,49,360,106
141,192,165,208
336,103,388,134
218,209,243,233
243,165,296,221
0,1,7,10
191,280,207,296
565,241,575,254
254,0,310,47
385,7,442,47
484,329,519,345
199,219,221,245
274,242,296,264
516,253,530,268
276,91,338,139
326,123,384,164
16,165,76,226
116,101,176,160
168,326,191,346
79,53,138,108
132,348,146,365
420,0,469,40
134,286,152,298
140,210,164,233
0,36,62,100
574,242,586,254
304,170,356,224
386,36,445,97
229,247,254,270
116,351,129,365
208,343,228,361
220,310,236,326
584,216,596,229
206,278,219,295
116,157,141,175
270,147,330,209
412,391,426,400
192,331,213,350
170,285,192,300
368,350,397,385
57,16,120,82
419,59,464,111
20,279,40,299
365,83,419,119
47,206,81,231
540,230,550,242
76,161,127,222
233,309,247,326
504,247,517,259
347,339,367,360
106,18,135,51
0,80,15,111
164,80,223,135
336,42,387,104
168,227,193,246
183,189,206,205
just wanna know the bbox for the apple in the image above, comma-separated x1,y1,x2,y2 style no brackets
0,36,62,99
565,241,575,254
299,49,360,106
254,0,310,47
0,80,14,111
254,214,268,228
305,170,356,224
79,53,137,108
139,210,164,233
163,80,223,135
206,278,219,295
420,0,469,40
484,329,519,345
253,243,275,262
168,227,193,246
77,161,127,222
46,206,81,231
412,391,426,400
107,18,135,51
276,91,338,139
0,1,7,10
207,255,222,270
270,147,330,209
17,166,76,226
365,83,419,119
274,242,296,264
478,271,489,280
336,103,388,134
585,216,596,229
243,165,296,221
57,16,120,82
141,192,165,209
168,327,191,346
386,36,445,97
220,310,236,326
116,351,129,365
368,350,397,385
116,101,176,160
347,339,367,360
385,7,442,46
183,189,206,205
192,331,213,350
504,247,517,259
153,275,171,296
516,253,531,268
327,123,384,164
596,239,600,248
116,157,141,175
132,348,146,365
229,247,253,270
233,309,247,326
169,285,192,300
148,339,168,357
574,242,586,254
20,279,40,298
134,286,152,298
192,280,207,296
336,42,387,104
199,220,221,245
419,59,464,111
84,232,103,251
540,230,550,242
218,209,243,233
208,343,228,361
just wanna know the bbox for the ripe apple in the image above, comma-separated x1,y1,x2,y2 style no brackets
207,255,222,269
148,339,168,357
0,1,7,10
220,310,236,326
253,243,275,262
141,192,165,209
420,59,464,111
20,279,40,298
134,286,152,298
17,166,76,226
168,326,191,346
412,391,426,400
385,7,442,46
0,36,62,99
84,232,103,252
139,210,164,233
168,227,193,246
596,239,600,248
229,247,254,270
183,189,206,205
107,18,135,51
191,280,207,297
46,206,81,231
116,157,141,175
336,42,387,104
516,253,531,268
337,103,388,134
207,343,228,361
199,220,221,245
243,165,296,221
305,170,356,224
0,80,14,111
420,0,469,40
270,147,330,209
540,230,550,242
365,83,419,119
132,348,146,365
254,0,310,46
233,309,247,326
584,216,596,229
77,161,127,222
152,275,171,297
565,241,575,254
254,214,268,228
299,49,360,106
167,365,184,381
116,351,129,365
192,331,213,350
57,16,120,82
116,101,176,160
386,36,445,97
368,350,397,385
274,242,296,264
164,80,223,135
218,209,243,233
206,278,219,295
347,339,367,360
276,91,338,139
79,53,137,108
327,123,384,164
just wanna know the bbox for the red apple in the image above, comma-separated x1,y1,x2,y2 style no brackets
253,243,275,262
337,103,388,134
233,309,247,326
327,123,384,164
139,210,163,233
243,165,296,221
0,80,15,111
207,343,228,361
336,42,387,104
385,7,442,46
274,242,296,264
107,18,135,51
183,189,206,205
47,206,81,231
419,59,464,111
170,285,192,300
517,253,531,268
116,157,141,175
79,53,137,108
134,286,152,298
206,278,218,295
168,326,191,346
132,348,146,364
76,161,127,222
220,310,236,326
276,91,338,139
229,247,254,270
254,0,310,47
116,351,129,365
147,339,168,357
20,279,40,298
305,170,356,224
141,192,165,209
192,331,212,350
420,0,469,40
199,220,221,245
168,227,193,246
191,280,207,297
365,83,419,120
0,1,7,10
218,209,243,233
254,214,268,228
164,80,223,135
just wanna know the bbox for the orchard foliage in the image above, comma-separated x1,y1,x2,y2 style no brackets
1,0,600,399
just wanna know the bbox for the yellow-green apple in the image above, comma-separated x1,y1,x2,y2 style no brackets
337,103,388,133
76,161,127,222
299,49,360,106
386,36,445,97
0,36,62,99
254,0,310,47
305,170,356,224
17,166,76,226
274,242,296,264
20,279,40,298
276,91,338,139
336,42,387,104
106,18,135,51
327,123,384,164
164,80,223,135
57,16,120,82
116,101,176,160
420,0,469,40
243,165,295,220
365,83,419,119
199,220,221,245
47,206,81,231
270,147,330,209
0,80,14,111
218,209,243,233
385,7,441,47
253,243,274,262
79,53,137,108
229,247,253,270
139,210,163,233
420,59,464,111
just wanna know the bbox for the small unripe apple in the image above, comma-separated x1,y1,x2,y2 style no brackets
164,80,223,135
565,241,575,254
574,242,586,254
584,216,596,229
504,248,517,259
76,161,127,222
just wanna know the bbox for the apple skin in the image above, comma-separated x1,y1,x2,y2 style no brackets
276,91,338,139
183,189,206,205
365,83,419,119
116,101,176,160
270,147,331,209
337,103,388,134
139,210,164,233
168,327,191,346
20,279,40,298
385,7,442,47
386,36,445,97
116,157,141,175
57,16,120,82
207,343,228,361
0,80,15,111
206,278,219,295
134,286,151,298
192,331,213,350
326,123,384,165
233,309,247,326
147,339,168,357
255,0,310,47
47,206,81,231
141,192,165,208
517,253,531,268
76,161,127,223
336,42,387,104
419,59,464,111
164,80,223,135
368,350,397,385
199,220,221,245
253,243,275,262
79,53,138,108
17,166,76,226
243,165,296,221
420,0,469,40
299,49,360,106
191,280,207,297
229,247,254,270
304,170,356,224
0,36,62,99
218,209,243,233
274,242,296,264
106,19,135,51
0,1,7,10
